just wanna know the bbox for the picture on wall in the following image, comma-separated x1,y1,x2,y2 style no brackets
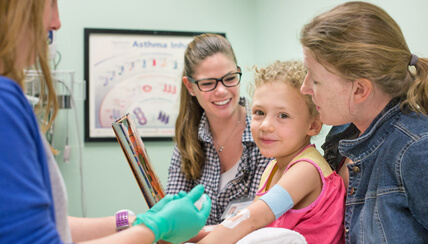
84,28,224,141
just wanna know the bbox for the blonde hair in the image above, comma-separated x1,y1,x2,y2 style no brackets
300,1,428,116
175,33,237,180
0,0,58,132
250,60,317,117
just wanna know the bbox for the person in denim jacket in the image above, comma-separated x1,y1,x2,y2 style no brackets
300,1,428,243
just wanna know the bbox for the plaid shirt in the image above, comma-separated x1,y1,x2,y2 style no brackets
167,97,271,225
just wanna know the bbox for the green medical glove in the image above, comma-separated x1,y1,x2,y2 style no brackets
133,185,211,244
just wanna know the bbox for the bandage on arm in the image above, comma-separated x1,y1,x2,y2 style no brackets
200,199,277,243
259,184,294,219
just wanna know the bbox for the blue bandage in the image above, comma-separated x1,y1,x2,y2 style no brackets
259,184,294,219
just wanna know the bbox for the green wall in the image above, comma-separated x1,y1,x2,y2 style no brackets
54,0,428,217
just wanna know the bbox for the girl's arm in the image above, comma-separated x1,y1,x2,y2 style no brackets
198,200,274,243
198,161,321,244
277,161,322,210
181,225,218,243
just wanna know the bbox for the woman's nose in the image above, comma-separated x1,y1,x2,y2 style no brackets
213,80,228,94
50,2,61,31
301,75,313,95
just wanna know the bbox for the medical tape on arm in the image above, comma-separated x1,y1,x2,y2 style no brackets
221,209,250,229
259,184,294,219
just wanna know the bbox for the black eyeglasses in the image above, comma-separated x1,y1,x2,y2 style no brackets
187,66,242,92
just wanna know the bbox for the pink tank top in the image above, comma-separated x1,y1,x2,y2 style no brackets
255,145,345,244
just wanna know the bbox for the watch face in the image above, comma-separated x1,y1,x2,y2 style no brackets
116,211,130,231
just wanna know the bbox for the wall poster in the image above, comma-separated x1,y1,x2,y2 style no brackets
84,28,209,141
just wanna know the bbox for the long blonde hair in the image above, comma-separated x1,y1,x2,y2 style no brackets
300,1,428,115
0,0,58,132
175,33,237,180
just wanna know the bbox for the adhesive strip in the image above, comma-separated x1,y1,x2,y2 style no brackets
221,208,250,229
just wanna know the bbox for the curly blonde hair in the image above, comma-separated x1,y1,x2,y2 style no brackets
249,60,318,117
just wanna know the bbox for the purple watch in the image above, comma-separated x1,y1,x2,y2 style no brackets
115,210,134,232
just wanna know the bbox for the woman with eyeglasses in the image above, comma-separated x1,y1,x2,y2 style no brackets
167,34,271,238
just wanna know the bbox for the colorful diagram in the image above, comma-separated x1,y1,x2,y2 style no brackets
88,33,192,139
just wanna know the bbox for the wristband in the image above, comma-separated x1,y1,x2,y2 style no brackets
115,209,135,232
259,184,294,219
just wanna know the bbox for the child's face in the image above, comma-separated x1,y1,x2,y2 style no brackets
251,81,316,163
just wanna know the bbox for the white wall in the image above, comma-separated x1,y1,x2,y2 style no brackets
254,0,428,65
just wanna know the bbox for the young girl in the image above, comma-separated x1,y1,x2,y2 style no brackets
199,61,346,244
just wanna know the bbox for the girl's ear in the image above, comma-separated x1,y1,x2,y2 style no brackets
183,76,195,96
308,115,323,136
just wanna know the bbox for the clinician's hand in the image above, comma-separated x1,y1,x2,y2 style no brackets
133,185,211,244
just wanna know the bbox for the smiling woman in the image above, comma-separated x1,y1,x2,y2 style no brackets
168,34,272,237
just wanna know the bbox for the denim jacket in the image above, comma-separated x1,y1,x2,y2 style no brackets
322,99,428,243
